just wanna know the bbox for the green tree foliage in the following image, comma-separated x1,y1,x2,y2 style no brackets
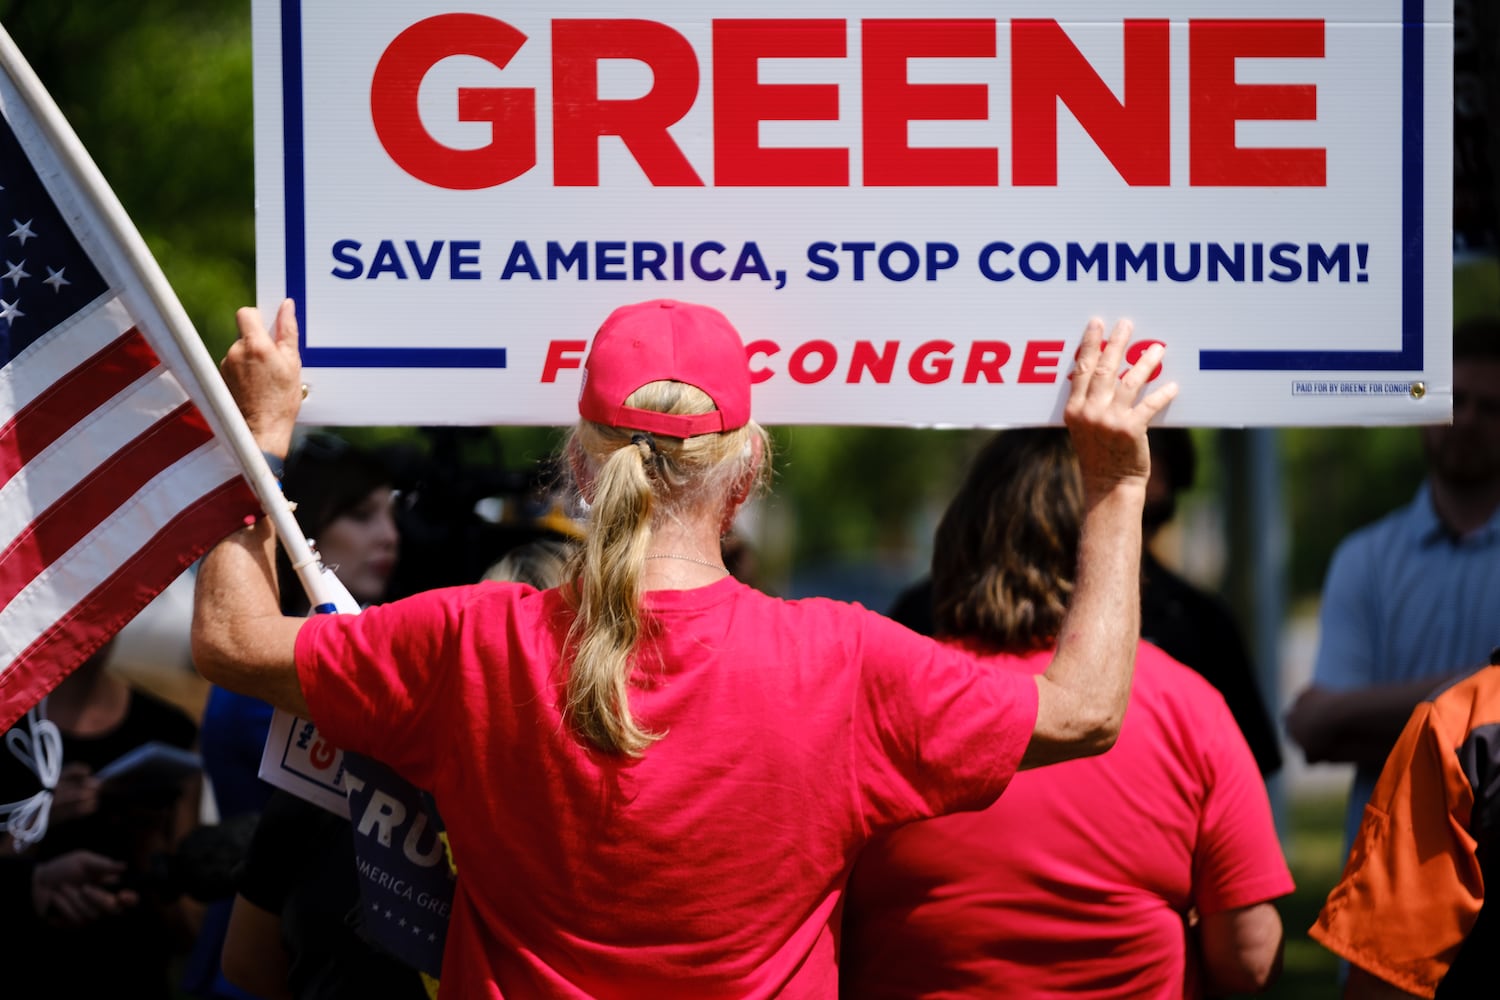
1,0,255,357
1280,427,1427,599
769,426,985,560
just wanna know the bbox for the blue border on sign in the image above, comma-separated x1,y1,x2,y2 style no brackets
1199,0,1426,372
280,0,1428,373
280,0,508,369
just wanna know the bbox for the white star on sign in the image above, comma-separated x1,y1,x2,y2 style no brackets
2,260,26,286
0,298,23,323
9,219,36,245
43,266,68,292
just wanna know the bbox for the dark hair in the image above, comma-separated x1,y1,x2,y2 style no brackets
1454,315,1500,362
276,433,393,616
930,429,1083,652
1147,427,1196,495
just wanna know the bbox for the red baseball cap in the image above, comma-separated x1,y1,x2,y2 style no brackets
577,300,752,438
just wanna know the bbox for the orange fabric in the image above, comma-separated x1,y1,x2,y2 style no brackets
1310,666,1499,998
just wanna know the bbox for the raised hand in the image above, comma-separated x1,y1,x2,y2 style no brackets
1063,318,1178,498
222,298,304,458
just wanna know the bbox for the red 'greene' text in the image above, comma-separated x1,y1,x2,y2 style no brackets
370,15,1326,190
539,337,1164,386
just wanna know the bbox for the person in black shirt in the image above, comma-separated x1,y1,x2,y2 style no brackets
0,641,200,999
1139,428,1283,777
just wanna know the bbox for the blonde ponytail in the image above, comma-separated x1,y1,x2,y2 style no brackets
564,380,770,756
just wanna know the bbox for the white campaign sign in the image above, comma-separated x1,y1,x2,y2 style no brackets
252,0,1453,427
257,563,359,816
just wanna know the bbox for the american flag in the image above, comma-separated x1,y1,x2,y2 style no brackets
0,48,261,731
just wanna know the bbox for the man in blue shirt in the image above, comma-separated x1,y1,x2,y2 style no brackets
1287,316,1500,852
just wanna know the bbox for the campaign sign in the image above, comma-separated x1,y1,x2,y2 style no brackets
259,709,349,817
343,752,454,977
252,0,1453,427
258,721,455,976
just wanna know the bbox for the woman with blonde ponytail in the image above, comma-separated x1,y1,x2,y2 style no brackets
566,376,769,756
195,296,1178,998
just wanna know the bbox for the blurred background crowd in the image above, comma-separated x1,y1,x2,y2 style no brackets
2,1,1498,996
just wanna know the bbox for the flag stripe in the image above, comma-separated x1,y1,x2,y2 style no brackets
0,297,135,417
0,366,193,555
0,400,213,607
0,473,257,726
0,326,160,487
0,440,250,667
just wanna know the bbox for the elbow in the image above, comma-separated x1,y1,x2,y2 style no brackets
189,577,231,684
1252,953,1284,994
1026,683,1127,768
1212,948,1283,995
1076,710,1124,757
1253,936,1287,993
1284,686,1340,761
189,621,229,686
1284,714,1330,762
191,614,255,692
1202,906,1285,996
1093,713,1124,753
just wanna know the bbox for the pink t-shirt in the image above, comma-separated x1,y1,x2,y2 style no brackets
296,576,1037,998
840,641,1294,1000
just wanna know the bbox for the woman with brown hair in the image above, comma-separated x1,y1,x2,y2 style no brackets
192,297,1174,997
840,429,1293,999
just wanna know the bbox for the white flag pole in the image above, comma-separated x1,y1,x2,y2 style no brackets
0,24,333,609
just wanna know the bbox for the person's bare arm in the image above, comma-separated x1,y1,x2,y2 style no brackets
193,518,308,714
190,299,310,716
222,893,293,1000
1198,902,1285,995
1022,319,1177,769
1286,677,1464,767
1344,965,1427,999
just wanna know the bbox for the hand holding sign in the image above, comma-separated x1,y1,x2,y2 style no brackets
1064,318,1177,499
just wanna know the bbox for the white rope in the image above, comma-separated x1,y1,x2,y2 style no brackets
0,700,63,849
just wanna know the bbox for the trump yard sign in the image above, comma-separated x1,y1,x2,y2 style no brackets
252,0,1453,427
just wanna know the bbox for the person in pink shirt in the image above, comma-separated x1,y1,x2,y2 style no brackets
841,428,1293,999
191,298,1175,998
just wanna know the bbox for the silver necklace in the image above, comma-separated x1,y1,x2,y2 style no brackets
645,554,726,571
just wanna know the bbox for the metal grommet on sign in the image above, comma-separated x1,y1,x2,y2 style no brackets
1409,381,1426,400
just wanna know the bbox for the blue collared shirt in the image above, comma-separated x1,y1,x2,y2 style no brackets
1313,482,1500,846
